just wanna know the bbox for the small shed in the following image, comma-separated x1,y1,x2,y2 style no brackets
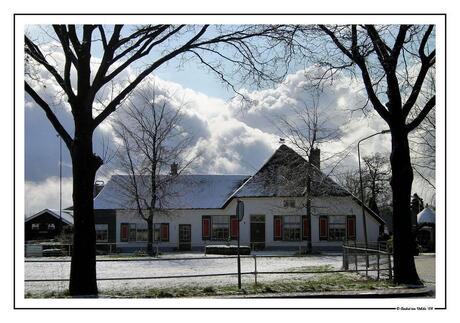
25,209,73,241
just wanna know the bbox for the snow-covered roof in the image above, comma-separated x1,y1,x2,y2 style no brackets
93,145,384,226
25,208,74,225
94,174,249,210
228,144,349,200
417,207,435,224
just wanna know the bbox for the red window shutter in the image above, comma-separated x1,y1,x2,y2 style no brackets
120,223,129,242
319,216,328,240
161,223,169,242
347,216,356,240
202,216,211,240
302,215,310,240
230,216,239,239
274,216,282,241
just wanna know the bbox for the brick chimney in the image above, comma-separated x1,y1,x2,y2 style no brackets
309,148,320,170
170,162,178,176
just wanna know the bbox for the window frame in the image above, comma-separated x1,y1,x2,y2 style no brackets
274,215,307,241
95,224,109,242
282,215,301,241
211,215,230,241
319,215,357,241
136,224,148,242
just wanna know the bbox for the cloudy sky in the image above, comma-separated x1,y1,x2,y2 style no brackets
23,25,435,216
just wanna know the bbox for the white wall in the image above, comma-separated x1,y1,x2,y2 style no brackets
114,196,382,250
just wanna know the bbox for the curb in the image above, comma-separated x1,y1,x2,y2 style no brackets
220,286,434,298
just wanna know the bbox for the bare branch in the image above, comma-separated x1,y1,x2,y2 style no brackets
25,81,73,150
406,95,436,132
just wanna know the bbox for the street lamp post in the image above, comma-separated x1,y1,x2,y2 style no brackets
357,129,390,257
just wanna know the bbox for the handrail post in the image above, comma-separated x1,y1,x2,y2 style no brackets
354,240,358,272
377,253,380,280
365,249,369,278
343,244,349,270
253,255,258,286
388,252,393,280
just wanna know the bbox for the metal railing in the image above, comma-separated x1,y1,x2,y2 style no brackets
342,241,393,280
24,253,377,288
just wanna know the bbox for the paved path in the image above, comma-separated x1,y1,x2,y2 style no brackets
415,254,435,285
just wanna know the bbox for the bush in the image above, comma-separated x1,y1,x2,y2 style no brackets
203,286,215,294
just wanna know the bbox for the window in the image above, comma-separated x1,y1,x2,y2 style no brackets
274,215,306,241
328,216,347,241
211,215,229,241
282,215,301,241
154,223,161,241
121,223,149,242
201,215,237,241
129,224,137,241
95,224,108,242
283,199,296,208
136,224,148,242
31,223,40,230
47,223,56,230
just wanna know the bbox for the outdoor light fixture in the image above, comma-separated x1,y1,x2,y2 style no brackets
236,199,244,290
357,129,390,254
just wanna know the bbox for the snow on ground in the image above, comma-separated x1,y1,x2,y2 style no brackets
24,251,343,295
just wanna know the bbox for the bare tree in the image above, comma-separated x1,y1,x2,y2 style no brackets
112,86,195,256
361,153,392,215
271,91,343,251
409,71,436,194
24,24,289,295
305,24,436,285
274,91,342,159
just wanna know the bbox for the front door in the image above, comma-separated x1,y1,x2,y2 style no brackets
250,215,265,250
178,224,191,251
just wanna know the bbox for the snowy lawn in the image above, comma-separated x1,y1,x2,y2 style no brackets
25,251,344,296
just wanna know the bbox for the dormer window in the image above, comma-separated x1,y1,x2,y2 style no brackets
283,199,295,208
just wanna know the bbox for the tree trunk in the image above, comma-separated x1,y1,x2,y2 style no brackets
389,125,421,285
68,127,102,296
147,216,154,256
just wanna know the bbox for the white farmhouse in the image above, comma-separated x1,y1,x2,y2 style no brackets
93,144,385,253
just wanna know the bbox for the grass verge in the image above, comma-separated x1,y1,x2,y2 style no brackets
25,272,395,298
